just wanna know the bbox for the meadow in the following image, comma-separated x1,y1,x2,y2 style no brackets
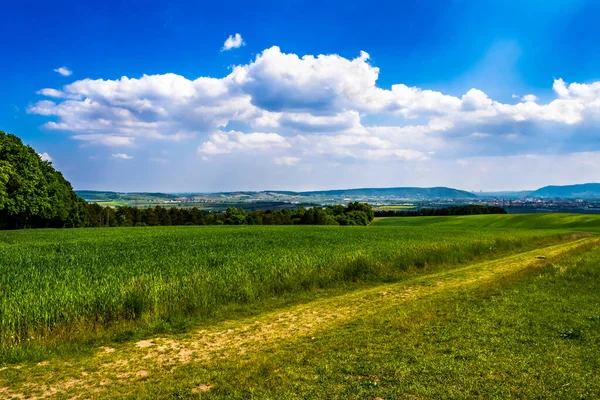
1,214,600,398
372,212,600,230
0,221,581,350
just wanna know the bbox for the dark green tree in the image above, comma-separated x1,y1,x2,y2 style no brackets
0,130,88,229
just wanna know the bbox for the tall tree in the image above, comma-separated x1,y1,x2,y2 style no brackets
0,130,87,229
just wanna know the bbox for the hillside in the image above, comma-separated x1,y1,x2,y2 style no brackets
76,186,480,204
529,183,600,198
301,186,478,199
372,213,600,231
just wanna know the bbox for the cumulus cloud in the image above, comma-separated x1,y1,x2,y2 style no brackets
198,130,290,155
521,94,539,102
222,33,245,51
112,153,133,160
37,88,66,98
73,134,135,147
38,152,52,162
274,156,301,166
54,67,72,76
27,45,600,173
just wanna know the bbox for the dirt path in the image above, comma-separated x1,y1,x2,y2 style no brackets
1,237,597,399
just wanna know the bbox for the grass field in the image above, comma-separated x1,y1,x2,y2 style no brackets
0,224,570,350
1,214,600,398
372,212,600,230
373,205,416,210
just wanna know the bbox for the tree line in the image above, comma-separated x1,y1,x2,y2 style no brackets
85,202,374,227
374,205,506,218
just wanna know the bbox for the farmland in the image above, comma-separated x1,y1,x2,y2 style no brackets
1,214,600,398
0,223,570,348
372,213,600,230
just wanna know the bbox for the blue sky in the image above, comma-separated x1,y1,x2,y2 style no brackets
2,0,600,192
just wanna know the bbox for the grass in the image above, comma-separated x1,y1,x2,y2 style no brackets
95,201,124,207
0,224,572,352
1,213,600,398
373,205,416,210
372,212,600,231
0,236,598,398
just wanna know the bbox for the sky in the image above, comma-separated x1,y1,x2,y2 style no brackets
2,0,600,192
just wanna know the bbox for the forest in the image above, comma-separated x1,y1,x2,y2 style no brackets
373,205,507,217
86,202,375,227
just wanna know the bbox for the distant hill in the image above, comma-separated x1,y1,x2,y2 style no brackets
75,191,120,201
300,186,478,199
77,187,479,202
75,191,179,201
529,183,600,198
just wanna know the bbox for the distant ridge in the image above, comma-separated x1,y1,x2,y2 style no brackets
299,186,478,199
77,184,600,202
75,191,179,201
529,183,600,198
76,186,478,200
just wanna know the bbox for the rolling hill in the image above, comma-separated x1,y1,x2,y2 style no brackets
529,183,600,198
299,186,478,199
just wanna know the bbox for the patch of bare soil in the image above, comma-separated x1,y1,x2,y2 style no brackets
192,384,212,393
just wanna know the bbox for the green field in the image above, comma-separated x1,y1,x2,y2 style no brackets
372,213,600,230
373,205,416,210
0,224,568,349
1,214,600,398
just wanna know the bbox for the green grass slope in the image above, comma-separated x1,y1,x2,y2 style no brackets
372,213,600,231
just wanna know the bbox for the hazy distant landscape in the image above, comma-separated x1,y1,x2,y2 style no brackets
76,183,600,214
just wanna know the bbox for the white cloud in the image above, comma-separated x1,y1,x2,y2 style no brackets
54,67,72,76
228,47,381,113
198,130,290,155
112,153,133,160
26,45,600,174
73,134,135,147
471,132,492,138
38,152,52,162
37,88,66,98
460,89,492,111
274,156,301,166
521,94,539,102
222,33,245,51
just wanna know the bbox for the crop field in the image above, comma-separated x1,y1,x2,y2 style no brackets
372,212,600,230
373,205,416,210
0,224,570,349
1,214,600,398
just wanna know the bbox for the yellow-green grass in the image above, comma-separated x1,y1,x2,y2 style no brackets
0,222,579,354
373,205,416,210
95,201,122,206
1,237,597,398
372,212,600,231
